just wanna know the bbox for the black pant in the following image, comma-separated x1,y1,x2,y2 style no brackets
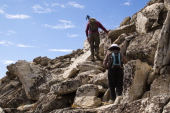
108,67,124,100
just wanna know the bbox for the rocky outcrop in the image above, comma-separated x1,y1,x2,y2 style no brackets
7,60,51,100
0,0,170,113
119,16,131,27
123,60,151,103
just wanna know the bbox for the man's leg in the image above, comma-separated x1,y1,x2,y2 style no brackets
94,32,100,55
94,32,102,60
89,33,95,61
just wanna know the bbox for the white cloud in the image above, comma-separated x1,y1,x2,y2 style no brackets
3,5,8,8
59,20,71,24
49,49,73,52
44,24,75,29
0,40,35,47
44,20,75,29
44,1,49,7
5,14,30,19
0,9,5,14
0,30,16,36
122,0,132,6
123,2,131,6
51,3,61,7
5,30,16,35
0,40,14,46
8,30,16,34
51,2,84,9
17,44,35,48
68,2,85,9
1,60,15,65
32,4,54,13
68,34,79,37
51,3,66,8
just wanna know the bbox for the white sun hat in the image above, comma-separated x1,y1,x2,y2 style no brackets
108,44,120,50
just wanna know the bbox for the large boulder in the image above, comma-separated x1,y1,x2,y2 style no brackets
31,93,71,113
122,95,169,113
75,84,100,97
50,75,90,95
7,60,51,100
123,60,151,103
136,3,164,33
73,84,101,108
126,29,161,65
108,22,136,42
77,61,105,73
78,70,102,77
90,72,108,88
73,96,101,108
147,74,170,98
96,95,169,113
119,17,131,27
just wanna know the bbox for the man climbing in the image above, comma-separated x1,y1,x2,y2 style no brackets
103,44,127,104
85,16,109,61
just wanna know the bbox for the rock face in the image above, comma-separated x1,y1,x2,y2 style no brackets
123,60,151,103
1,0,170,113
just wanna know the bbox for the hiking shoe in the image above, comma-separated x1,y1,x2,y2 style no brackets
90,58,95,62
108,99,114,104
95,54,102,61
90,55,95,62
113,96,122,105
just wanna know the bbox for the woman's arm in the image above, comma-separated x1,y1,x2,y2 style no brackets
120,52,128,64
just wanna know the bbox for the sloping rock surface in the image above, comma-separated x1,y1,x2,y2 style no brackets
0,0,170,113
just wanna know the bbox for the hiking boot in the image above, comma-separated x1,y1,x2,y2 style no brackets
113,96,122,105
108,99,114,104
95,54,102,61
90,55,95,62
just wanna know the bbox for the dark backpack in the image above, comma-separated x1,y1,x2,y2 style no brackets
107,52,121,68
89,19,98,32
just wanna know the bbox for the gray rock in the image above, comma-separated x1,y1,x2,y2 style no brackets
7,60,51,100
50,108,97,113
0,107,4,113
108,22,136,42
148,75,170,98
75,84,99,97
91,72,108,88
163,101,170,113
120,16,131,27
77,61,105,72
123,60,151,103
50,75,90,95
73,96,101,108
122,95,169,113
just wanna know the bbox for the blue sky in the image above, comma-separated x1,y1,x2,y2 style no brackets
0,0,150,78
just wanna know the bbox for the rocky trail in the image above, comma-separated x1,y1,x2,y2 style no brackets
0,0,170,113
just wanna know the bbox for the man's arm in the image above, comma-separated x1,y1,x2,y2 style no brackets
97,21,108,34
85,23,89,37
